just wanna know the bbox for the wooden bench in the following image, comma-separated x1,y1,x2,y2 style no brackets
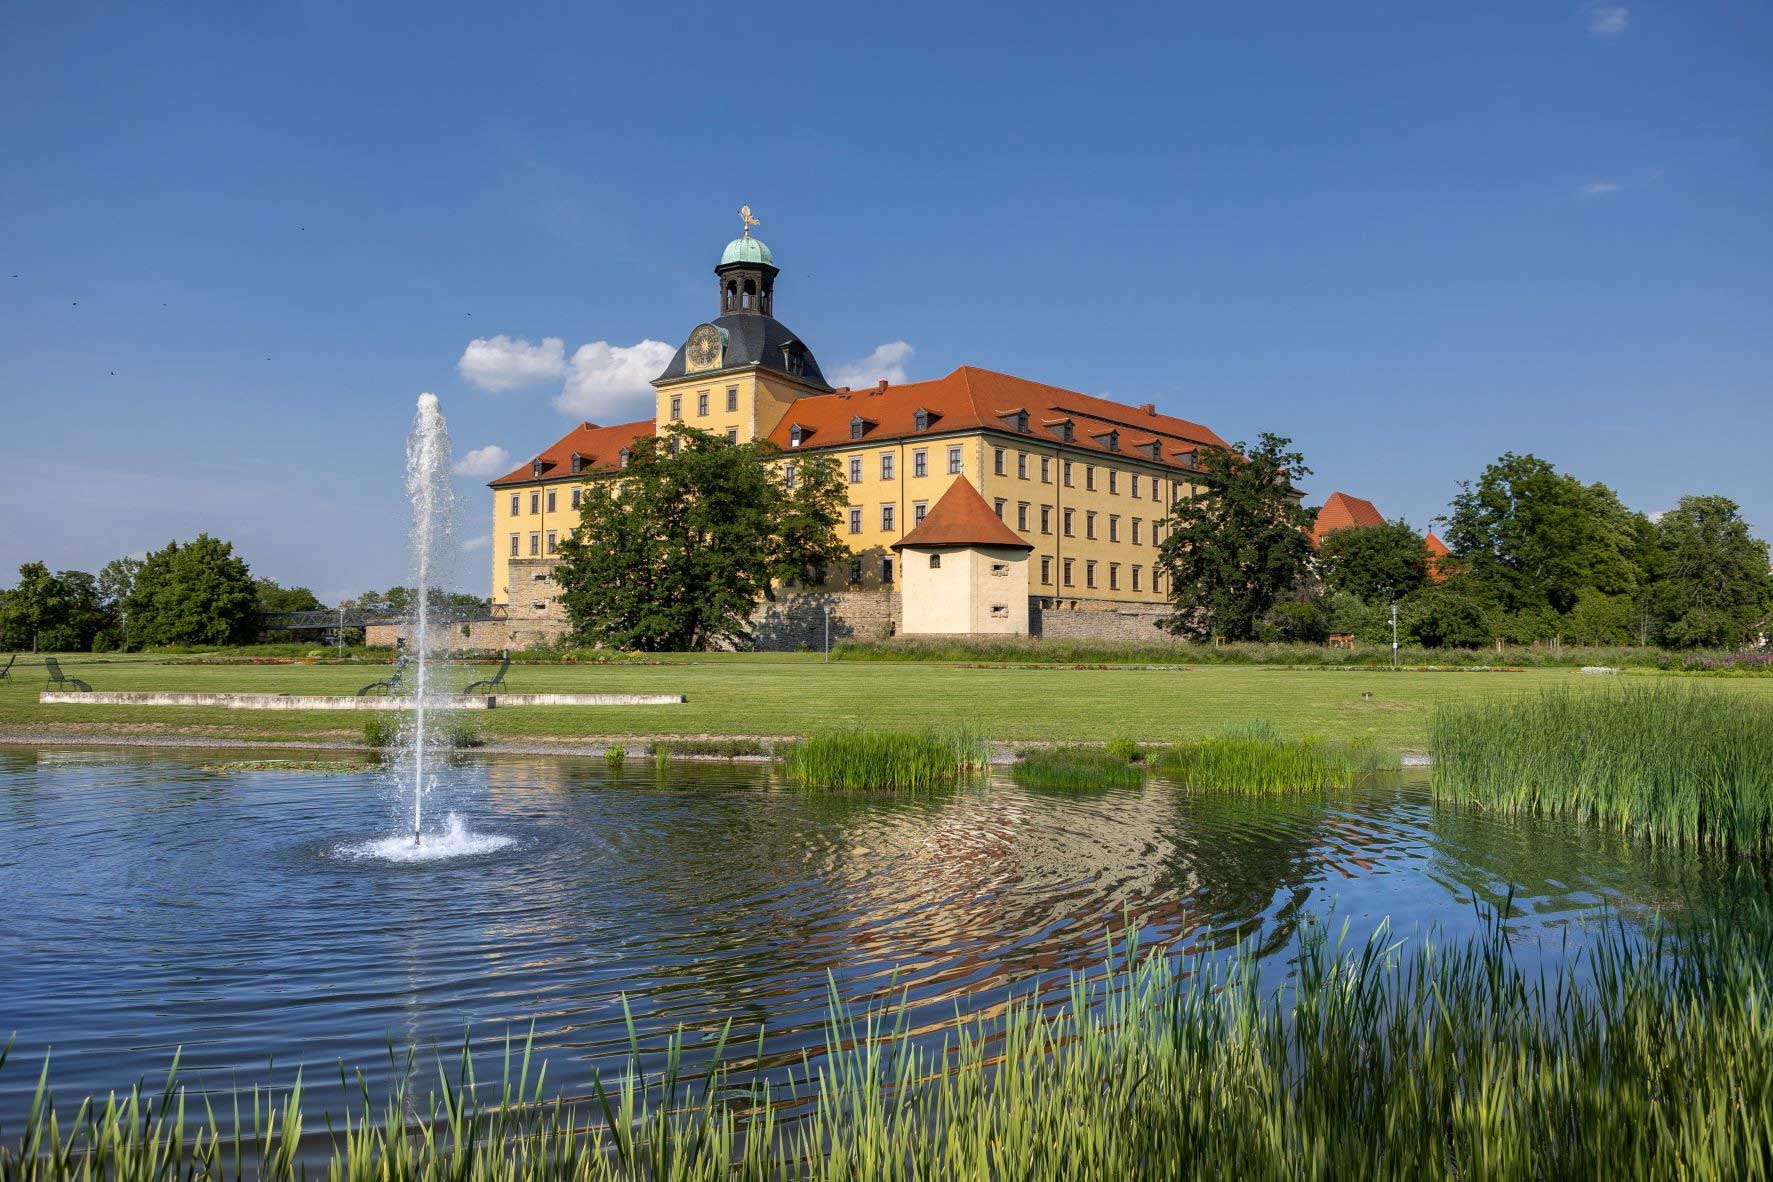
44,657,91,692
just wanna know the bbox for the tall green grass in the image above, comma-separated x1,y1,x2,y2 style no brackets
1154,722,1394,792
7,909,1772,1179
1012,746,1146,790
779,728,983,790
1433,684,1773,854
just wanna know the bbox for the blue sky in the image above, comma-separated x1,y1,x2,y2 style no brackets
2,1,1767,603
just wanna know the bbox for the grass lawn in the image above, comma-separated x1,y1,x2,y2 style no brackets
7,651,1772,751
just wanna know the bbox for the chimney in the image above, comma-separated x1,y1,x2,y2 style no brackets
1139,403,1156,416
836,386,851,395
876,379,889,393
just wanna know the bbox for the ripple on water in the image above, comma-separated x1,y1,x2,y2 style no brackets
334,812,517,862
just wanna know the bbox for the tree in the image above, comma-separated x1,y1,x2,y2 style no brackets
1647,496,1772,648
0,563,110,651
343,587,485,616
254,578,325,615
125,535,258,646
553,425,845,651
1399,582,1492,649
1442,453,1644,616
1317,518,1431,604
1155,433,1317,641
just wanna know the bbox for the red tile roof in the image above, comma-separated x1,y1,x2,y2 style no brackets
1424,531,1449,557
1311,491,1386,546
768,365,1228,469
488,418,656,487
1424,531,1451,583
891,477,1033,551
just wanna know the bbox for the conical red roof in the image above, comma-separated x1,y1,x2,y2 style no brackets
891,477,1033,551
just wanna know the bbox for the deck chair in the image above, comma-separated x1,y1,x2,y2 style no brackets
464,651,510,694
44,657,91,692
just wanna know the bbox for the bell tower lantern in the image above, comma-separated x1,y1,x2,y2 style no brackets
716,204,777,316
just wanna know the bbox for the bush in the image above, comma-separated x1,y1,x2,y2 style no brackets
604,746,626,769
1104,737,1141,763
1399,584,1492,649
1257,600,1328,644
361,714,399,749
445,719,485,749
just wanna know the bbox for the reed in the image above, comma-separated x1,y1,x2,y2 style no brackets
1432,684,1773,854
360,713,399,749
1153,722,1392,792
779,728,983,790
1012,746,1146,790
603,746,626,769
7,907,1771,1180
648,737,769,759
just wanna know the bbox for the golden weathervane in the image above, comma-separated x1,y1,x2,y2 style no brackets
739,204,760,237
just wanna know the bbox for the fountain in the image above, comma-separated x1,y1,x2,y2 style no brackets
339,392,513,863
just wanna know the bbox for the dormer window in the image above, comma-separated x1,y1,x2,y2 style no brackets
789,423,806,448
1014,410,1029,433
850,416,871,440
531,459,546,478
1138,441,1162,460
996,408,1030,434
781,341,805,377
1045,418,1074,443
570,452,584,475
1095,430,1120,453
913,408,932,432
618,447,631,469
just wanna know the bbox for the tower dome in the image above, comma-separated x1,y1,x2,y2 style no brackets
720,235,774,267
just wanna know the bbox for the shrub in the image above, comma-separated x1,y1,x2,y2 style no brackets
445,719,485,749
1104,737,1141,763
361,713,399,749
1432,685,1773,854
604,746,626,769
780,729,983,791
1012,746,1146,790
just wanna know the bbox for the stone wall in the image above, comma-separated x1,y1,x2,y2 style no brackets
1029,596,1171,642
748,589,899,652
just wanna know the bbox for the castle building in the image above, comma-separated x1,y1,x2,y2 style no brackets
486,217,1232,646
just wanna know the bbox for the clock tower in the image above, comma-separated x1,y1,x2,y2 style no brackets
651,208,831,443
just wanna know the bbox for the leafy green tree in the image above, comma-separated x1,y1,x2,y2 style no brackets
1258,600,1329,643
1155,433,1317,641
341,587,484,616
1565,588,1633,646
1648,496,1772,648
1317,518,1430,604
1442,453,1644,615
0,563,108,651
254,578,325,614
1400,582,1493,649
125,535,258,646
553,425,846,651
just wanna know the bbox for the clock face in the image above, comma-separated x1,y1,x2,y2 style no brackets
685,324,723,372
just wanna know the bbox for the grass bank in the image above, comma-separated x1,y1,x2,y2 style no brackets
1155,723,1394,792
1432,685,1773,854
7,910,1769,1180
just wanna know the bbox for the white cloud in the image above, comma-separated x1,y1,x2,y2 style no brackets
451,444,512,478
554,339,675,420
1577,181,1623,198
458,335,567,392
832,341,915,390
1586,6,1629,37
461,533,493,552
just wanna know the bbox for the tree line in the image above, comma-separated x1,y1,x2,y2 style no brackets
1154,438,1772,649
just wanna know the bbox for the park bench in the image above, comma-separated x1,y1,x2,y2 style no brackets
44,657,91,693
0,653,15,681
464,651,510,695
356,659,407,697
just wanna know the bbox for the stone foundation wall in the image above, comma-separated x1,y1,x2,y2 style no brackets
1029,597,1171,642
364,618,569,652
747,590,900,652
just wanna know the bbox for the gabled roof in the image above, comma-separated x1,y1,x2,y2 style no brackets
766,365,1227,469
1311,491,1386,546
892,477,1033,551
488,418,656,487
1424,531,1450,558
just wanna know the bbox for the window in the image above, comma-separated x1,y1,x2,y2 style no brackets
881,556,894,584
1085,465,1096,491
880,451,894,480
1063,461,1074,487
1063,558,1075,587
913,500,928,525
509,493,519,516
546,531,558,555
697,391,709,416
947,446,963,474
1109,470,1118,495
1109,515,1120,543
1130,473,1141,499
668,436,681,457
529,492,539,514
1086,511,1097,540
670,395,682,421
914,408,931,432
789,424,804,447
1109,563,1119,590
1040,505,1052,534
850,417,866,440
726,427,738,443
1131,518,1142,545
881,503,896,531
1040,556,1052,584
784,462,797,489
1153,480,1162,504
848,557,863,584
1016,502,1029,531
726,386,738,412
546,490,556,512
1017,452,1028,479
1041,456,1052,483
1132,565,1143,592
913,448,928,477
994,448,1005,476
990,562,1009,576
930,553,942,569
849,507,863,534
1063,508,1075,536
1086,560,1097,589
993,498,1006,520
529,532,540,556
618,448,630,469
509,534,519,557
990,602,1009,618
571,488,581,509
849,456,863,483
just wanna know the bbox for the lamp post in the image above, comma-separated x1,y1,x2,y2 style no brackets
1390,601,1399,669
823,605,831,662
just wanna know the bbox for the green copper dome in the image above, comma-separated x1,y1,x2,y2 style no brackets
720,235,774,267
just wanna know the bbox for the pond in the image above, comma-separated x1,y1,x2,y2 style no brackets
0,744,1746,1125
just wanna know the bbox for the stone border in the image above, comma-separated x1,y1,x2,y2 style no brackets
38,691,685,711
